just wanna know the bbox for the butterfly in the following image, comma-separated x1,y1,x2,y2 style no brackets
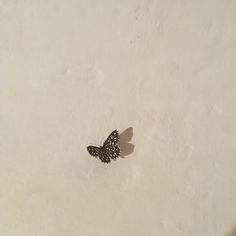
87,130,121,163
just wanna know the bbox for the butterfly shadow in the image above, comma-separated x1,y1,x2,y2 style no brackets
119,127,135,158
227,226,236,236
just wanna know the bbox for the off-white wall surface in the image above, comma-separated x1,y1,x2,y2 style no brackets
0,1,236,236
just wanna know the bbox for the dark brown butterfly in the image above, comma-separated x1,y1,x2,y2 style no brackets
87,130,120,163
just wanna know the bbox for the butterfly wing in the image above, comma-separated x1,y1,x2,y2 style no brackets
105,145,120,160
98,151,111,163
103,130,120,160
87,146,100,157
87,146,111,163
103,130,120,147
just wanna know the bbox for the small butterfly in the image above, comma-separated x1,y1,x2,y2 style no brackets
87,130,121,163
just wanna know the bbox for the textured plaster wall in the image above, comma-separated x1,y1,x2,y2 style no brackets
0,1,236,236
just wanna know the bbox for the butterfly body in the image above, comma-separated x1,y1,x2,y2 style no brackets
87,130,120,163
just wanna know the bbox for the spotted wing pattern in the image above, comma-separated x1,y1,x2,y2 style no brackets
104,130,119,147
87,146,100,157
99,152,111,163
103,130,120,160
87,130,120,163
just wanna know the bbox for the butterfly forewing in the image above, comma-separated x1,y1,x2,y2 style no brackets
103,130,120,160
103,130,119,147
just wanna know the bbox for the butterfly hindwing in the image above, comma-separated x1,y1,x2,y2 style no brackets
98,151,111,163
87,146,100,157
105,145,120,160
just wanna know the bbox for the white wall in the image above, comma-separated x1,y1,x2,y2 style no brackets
0,1,235,235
